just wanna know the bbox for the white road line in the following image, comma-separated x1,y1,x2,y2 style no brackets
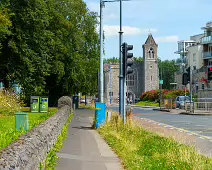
139,117,212,141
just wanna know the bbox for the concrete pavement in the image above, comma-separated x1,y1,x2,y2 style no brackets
55,108,123,170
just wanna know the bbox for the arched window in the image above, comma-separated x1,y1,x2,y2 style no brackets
148,48,154,58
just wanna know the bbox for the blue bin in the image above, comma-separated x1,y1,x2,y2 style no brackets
95,102,106,129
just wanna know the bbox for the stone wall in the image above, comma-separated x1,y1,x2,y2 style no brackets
0,96,72,170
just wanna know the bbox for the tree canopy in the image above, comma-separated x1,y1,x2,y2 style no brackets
158,58,179,90
0,0,100,105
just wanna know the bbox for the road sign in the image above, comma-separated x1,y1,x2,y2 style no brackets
160,80,163,85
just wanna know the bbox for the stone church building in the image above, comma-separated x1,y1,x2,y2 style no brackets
104,34,159,104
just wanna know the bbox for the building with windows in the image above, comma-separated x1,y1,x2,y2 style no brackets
104,34,159,104
174,21,212,97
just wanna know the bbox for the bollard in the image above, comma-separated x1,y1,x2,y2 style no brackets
107,111,112,122
15,112,29,131
73,103,76,110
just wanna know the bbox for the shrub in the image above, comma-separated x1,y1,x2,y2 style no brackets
0,90,24,115
140,89,190,102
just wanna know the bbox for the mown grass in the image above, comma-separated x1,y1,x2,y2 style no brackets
98,114,212,170
0,108,58,150
44,113,74,170
136,101,159,107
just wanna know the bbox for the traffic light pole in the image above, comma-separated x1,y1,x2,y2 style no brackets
119,0,124,119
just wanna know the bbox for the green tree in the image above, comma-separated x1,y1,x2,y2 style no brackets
158,58,179,90
104,57,119,64
0,0,100,105
134,57,143,63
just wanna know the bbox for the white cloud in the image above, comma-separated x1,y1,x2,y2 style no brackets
86,2,118,20
155,36,179,43
103,25,157,37
87,2,99,13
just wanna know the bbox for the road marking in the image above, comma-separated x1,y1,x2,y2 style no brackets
196,125,206,127
140,117,212,141
202,136,211,140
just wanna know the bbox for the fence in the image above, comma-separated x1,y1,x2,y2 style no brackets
185,98,212,113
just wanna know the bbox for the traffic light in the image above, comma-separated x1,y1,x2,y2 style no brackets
186,67,190,82
208,67,212,81
122,42,134,76
182,73,188,85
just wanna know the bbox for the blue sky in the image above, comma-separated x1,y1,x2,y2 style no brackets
84,0,212,61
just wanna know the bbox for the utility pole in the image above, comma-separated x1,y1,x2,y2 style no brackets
160,65,162,109
99,0,104,103
190,66,193,113
119,0,124,117
110,65,113,104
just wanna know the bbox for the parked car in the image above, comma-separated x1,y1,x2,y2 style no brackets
80,98,85,103
175,96,193,109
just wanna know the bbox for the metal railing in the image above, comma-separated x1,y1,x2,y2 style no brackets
201,35,212,44
185,98,212,113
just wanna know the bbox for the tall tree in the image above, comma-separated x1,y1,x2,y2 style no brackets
0,0,100,105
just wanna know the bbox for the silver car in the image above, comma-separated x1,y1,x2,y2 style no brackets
175,96,191,109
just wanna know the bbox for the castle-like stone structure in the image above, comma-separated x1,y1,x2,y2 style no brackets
104,34,159,104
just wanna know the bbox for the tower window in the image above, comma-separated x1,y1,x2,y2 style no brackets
151,76,152,81
148,48,154,58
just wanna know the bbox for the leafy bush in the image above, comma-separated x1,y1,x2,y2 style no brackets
0,90,24,115
140,89,189,101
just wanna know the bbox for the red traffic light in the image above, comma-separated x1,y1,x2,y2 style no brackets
210,67,212,71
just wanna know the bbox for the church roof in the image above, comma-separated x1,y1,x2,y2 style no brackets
144,34,157,45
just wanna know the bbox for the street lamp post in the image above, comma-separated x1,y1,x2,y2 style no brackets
99,0,130,119
119,0,124,118
99,0,105,103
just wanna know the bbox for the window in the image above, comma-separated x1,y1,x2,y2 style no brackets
126,74,135,87
193,66,196,70
193,53,196,61
148,48,154,58
151,76,152,81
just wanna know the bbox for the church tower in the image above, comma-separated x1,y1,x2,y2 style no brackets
142,34,159,92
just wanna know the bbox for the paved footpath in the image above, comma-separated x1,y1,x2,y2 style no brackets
55,108,123,170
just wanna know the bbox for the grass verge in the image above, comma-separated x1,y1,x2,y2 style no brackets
136,101,159,107
44,113,74,170
0,108,58,150
98,113,212,170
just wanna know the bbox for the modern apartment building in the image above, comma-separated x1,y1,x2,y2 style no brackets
174,21,212,97
201,21,212,68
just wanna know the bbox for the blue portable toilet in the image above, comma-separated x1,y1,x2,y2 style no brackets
95,102,107,129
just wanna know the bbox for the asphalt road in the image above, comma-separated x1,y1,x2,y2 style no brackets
108,106,212,138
